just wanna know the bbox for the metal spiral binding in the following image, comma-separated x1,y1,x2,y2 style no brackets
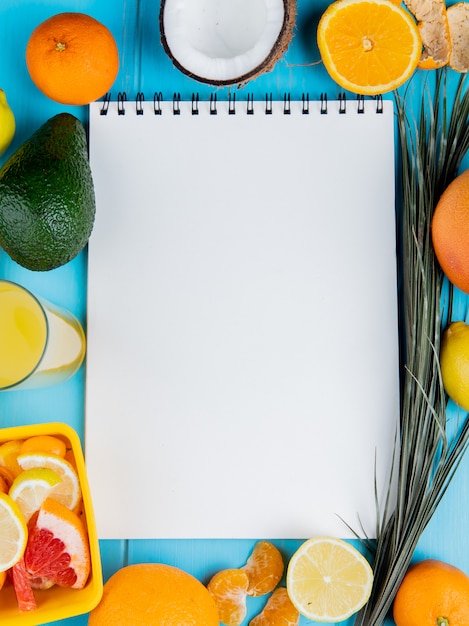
100,92,111,115
210,93,217,115
376,94,384,114
154,92,163,115
136,92,144,115
320,93,327,114
338,93,347,114
117,92,127,115
247,93,254,115
98,92,387,116
173,93,181,115
357,94,365,114
192,93,199,115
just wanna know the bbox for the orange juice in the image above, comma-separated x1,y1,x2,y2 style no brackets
0,282,47,389
0,280,86,391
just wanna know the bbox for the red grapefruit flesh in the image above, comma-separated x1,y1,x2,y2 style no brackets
23,497,90,590
11,558,37,612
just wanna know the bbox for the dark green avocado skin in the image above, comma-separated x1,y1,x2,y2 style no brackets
0,112,96,271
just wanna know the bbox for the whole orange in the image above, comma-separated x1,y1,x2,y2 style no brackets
432,168,469,294
26,12,119,105
393,559,469,625
88,563,220,625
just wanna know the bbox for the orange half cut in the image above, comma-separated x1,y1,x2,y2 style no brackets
317,0,422,95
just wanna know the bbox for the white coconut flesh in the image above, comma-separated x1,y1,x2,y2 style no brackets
160,0,294,85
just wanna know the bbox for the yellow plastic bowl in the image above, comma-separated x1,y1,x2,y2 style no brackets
0,422,103,625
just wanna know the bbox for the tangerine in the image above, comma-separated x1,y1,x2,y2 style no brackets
393,559,469,625
20,434,67,458
250,587,300,626
207,568,250,626
26,12,119,105
242,541,284,596
432,168,469,294
88,563,219,626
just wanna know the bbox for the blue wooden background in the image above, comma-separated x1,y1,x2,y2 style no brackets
1,1,469,624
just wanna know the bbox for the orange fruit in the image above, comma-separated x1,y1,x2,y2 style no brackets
242,541,284,596
20,434,67,458
432,168,469,294
23,497,90,589
393,559,469,625
0,569,6,590
317,0,422,95
207,568,250,626
26,12,119,105
0,475,9,494
0,465,16,490
89,563,219,625
250,587,300,626
0,439,24,477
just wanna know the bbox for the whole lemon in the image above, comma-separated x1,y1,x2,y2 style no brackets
0,90,15,156
440,321,469,411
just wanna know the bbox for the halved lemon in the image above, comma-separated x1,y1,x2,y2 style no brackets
17,452,81,512
317,0,422,95
286,536,373,623
0,492,28,572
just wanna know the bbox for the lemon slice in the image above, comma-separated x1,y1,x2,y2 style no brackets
17,452,81,512
9,467,62,523
0,492,28,572
286,536,373,623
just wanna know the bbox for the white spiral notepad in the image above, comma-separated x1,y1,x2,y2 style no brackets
86,94,399,539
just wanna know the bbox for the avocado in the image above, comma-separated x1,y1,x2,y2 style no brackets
0,112,95,271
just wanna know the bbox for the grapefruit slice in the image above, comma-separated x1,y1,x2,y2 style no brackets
24,497,90,589
12,558,37,612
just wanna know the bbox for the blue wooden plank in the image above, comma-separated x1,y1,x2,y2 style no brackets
1,1,469,625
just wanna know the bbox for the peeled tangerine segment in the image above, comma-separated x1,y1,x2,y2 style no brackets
242,541,284,596
207,568,249,626
160,0,295,85
447,2,469,72
250,587,300,626
403,0,451,68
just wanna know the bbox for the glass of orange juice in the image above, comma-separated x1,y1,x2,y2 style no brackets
0,280,86,391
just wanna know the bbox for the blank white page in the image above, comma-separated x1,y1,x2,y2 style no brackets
86,96,399,539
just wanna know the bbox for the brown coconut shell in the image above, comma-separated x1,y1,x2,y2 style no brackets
159,0,296,86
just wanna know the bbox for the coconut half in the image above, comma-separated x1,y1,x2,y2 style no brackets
160,0,296,86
